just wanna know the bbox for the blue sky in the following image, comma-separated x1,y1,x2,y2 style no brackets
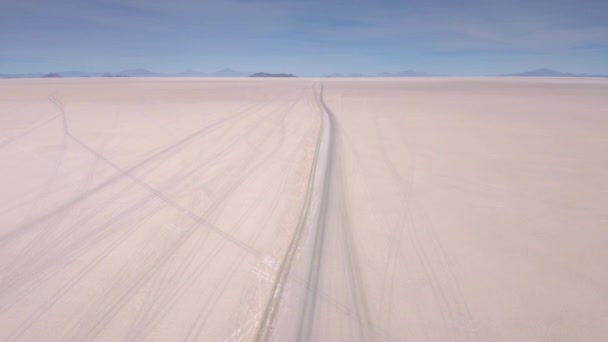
1,0,607,75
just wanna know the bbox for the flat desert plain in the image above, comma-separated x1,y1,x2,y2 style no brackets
0,77,607,341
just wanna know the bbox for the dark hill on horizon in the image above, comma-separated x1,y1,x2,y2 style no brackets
500,68,608,78
42,73,61,78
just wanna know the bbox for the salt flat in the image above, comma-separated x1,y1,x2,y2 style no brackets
0,77,607,341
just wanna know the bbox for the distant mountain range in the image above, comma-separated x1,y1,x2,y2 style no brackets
0,68,443,79
326,70,446,77
249,72,296,78
499,68,608,78
3,67,606,79
0,72,46,78
0,68,249,78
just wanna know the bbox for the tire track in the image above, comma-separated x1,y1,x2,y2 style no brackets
0,114,60,150
61,86,307,341
124,88,311,340
255,83,373,342
0,89,298,319
253,84,329,342
0,92,272,247
298,83,372,342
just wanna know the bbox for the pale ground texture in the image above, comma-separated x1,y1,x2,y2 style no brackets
0,77,607,341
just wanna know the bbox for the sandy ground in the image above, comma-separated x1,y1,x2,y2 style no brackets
0,77,607,341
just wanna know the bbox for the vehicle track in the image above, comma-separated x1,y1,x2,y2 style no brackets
0,93,272,246
255,83,372,342
1,87,306,339
253,83,329,341
55,87,308,341
123,88,313,340
298,83,372,342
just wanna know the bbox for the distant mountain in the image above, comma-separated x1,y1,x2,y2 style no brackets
42,73,61,78
249,72,296,78
0,72,45,78
500,68,608,77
